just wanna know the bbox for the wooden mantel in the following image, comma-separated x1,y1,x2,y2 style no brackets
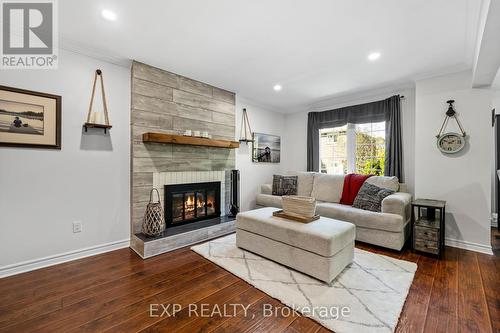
142,132,240,149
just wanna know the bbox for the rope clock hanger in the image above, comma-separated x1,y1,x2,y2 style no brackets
436,100,467,154
84,69,112,134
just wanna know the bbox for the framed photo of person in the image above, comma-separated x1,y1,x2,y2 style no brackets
0,85,61,149
252,132,281,163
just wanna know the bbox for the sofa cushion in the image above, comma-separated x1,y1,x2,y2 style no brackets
339,173,373,205
272,175,298,196
236,207,355,257
353,182,395,212
315,202,405,232
261,184,272,195
366,176,399,191
256,194,282,208
310,173,344,203
287,171,315,197
398,183,409,193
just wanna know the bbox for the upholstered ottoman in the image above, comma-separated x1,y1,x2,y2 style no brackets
236,207,355,283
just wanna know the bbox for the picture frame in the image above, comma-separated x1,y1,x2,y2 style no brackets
0,85,61,149
252,132,281,163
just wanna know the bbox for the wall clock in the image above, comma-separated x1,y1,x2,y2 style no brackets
436,100,467,154
437,132,465,153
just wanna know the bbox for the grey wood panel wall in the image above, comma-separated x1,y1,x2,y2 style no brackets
131,61,236,233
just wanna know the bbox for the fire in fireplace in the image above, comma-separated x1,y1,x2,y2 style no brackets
164,182,221,227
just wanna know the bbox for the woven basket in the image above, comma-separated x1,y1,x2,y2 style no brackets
142,188,165,237
282,196,316,218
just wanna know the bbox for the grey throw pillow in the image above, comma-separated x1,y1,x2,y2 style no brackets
353,182,395,212
272,175,298,196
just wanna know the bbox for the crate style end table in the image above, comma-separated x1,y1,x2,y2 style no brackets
411,199,446,257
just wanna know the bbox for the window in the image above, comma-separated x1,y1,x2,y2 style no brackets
319,122,385,175
319,125,347,174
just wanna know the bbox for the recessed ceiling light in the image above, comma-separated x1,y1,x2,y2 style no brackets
101,9,117,21
273,84,282,91
367,52,381,61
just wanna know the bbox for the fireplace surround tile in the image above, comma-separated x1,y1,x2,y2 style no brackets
131,61,235,244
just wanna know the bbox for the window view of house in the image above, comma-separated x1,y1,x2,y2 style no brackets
319,125,348,174
320,122,385,175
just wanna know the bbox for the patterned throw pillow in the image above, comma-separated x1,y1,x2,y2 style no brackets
272,175,298,196
352,182,395,212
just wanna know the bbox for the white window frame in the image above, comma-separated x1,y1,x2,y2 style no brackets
346,123,356,173
319,122,385,175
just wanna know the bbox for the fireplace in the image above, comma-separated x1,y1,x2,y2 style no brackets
164,182,221,227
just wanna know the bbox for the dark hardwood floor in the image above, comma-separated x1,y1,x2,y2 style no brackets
0,230,498,333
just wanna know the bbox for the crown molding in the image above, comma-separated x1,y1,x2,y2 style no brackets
236,94,288,114
60,37,132,68
411,63,471,82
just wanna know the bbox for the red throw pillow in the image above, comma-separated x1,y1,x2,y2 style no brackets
340,173,373,205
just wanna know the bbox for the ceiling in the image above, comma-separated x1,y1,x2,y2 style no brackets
60,0,483,112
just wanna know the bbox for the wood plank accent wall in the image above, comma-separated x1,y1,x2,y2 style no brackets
131,61,236,233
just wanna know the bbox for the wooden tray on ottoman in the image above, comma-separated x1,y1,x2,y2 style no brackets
272,210,320,223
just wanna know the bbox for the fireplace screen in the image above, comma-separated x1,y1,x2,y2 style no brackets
165,182,221,226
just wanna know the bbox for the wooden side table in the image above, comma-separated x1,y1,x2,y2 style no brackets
411,199,446,257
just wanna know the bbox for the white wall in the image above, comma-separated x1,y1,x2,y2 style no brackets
235,96,286,211
0,50,131,274
282,87,417,195
281,111,308,172
415,70,493,254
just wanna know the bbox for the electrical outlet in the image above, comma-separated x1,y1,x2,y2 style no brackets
73,221,82,233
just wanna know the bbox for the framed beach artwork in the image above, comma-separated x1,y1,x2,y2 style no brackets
0,85,61,149
252,132,281,163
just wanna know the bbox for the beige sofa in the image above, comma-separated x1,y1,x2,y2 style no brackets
255,172,412,251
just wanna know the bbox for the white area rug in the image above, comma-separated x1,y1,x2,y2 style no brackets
191,234,417,333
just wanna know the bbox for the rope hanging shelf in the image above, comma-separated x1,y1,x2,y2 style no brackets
238,108,254,143
84,69,112,134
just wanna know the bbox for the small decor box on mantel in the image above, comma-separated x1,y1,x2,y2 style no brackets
411,199,446,257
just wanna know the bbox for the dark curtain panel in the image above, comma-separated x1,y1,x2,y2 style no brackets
384,96,403,180
307,95,403,181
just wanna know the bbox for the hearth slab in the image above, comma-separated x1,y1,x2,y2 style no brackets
130,216,235,259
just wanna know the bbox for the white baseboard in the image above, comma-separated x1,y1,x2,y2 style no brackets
445,237,493,255
0,239,130,278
